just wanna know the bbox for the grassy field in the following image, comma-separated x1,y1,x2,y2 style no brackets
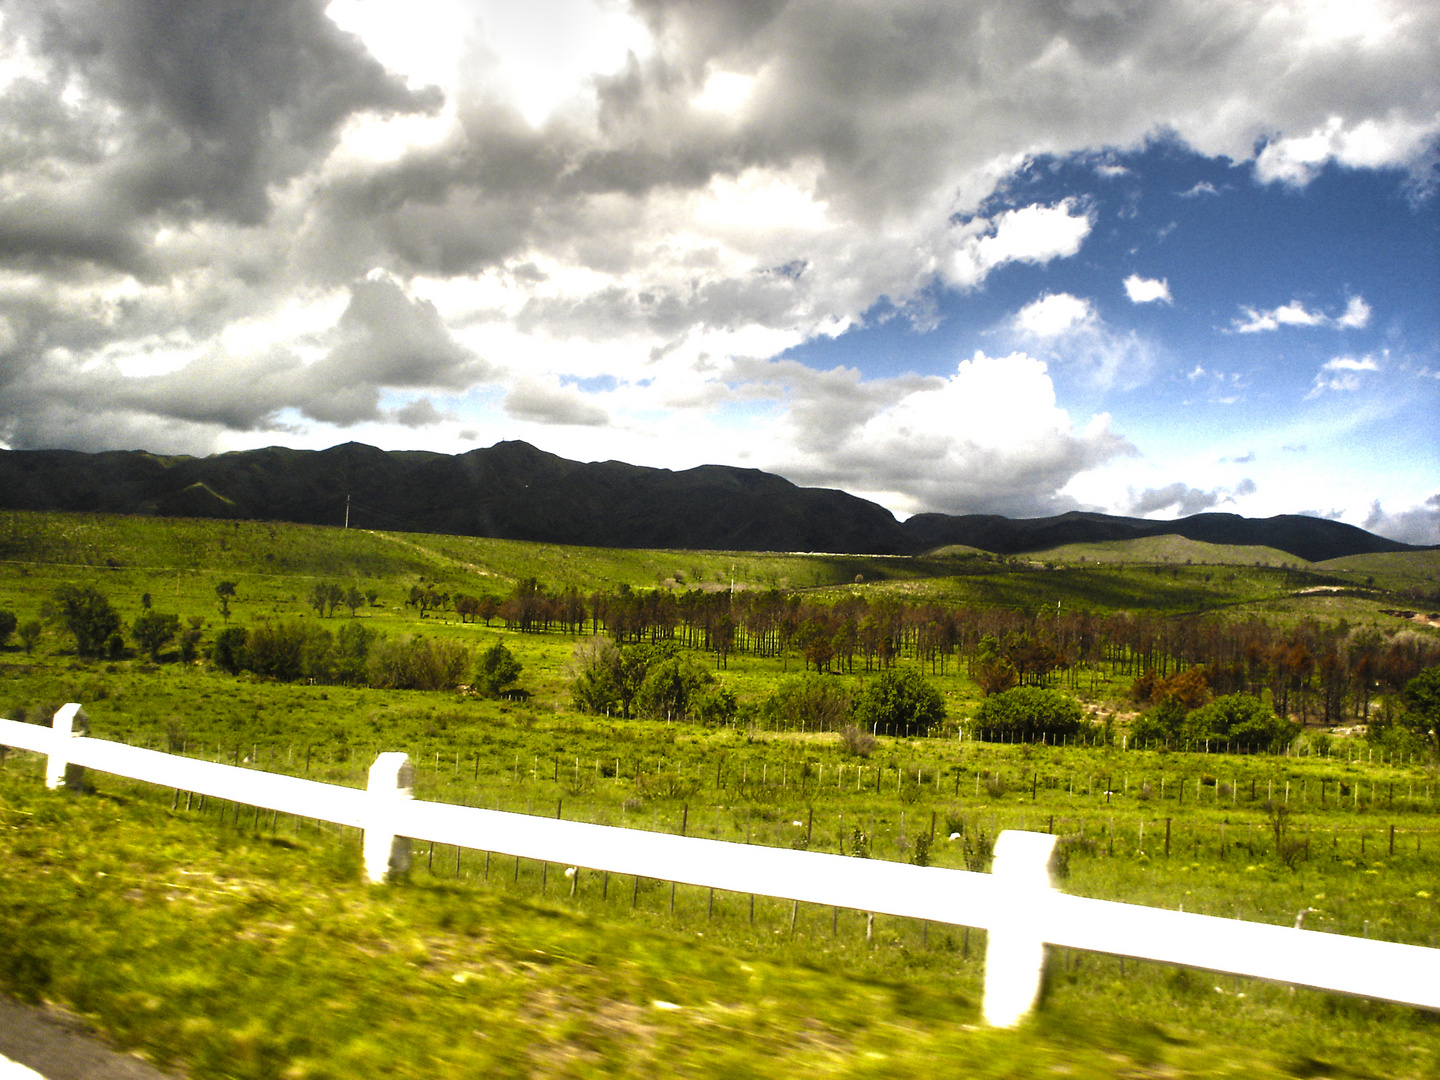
2,509,1440,1078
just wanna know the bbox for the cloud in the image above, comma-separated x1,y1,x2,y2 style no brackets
1306,354,1381,397
0,273,490,449
1010,293,1156,390
1233,295,1372,333
1256,114,1440,191
770,351,1135,517
1178,181,1221,197
1128,478,1256,517
1014,293,1096,337
1123,275,1172,304
1364,494,1440,546
1335,295,1372,329
391,397,452,428
503,377,610,427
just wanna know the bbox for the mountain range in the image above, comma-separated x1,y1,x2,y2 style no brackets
0,441,1425,563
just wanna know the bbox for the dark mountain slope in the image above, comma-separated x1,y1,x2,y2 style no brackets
0,442,1425,561
899,509,1419,563
0,441,915,554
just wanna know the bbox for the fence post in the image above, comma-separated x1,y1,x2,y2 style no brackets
983,830,1058,1028
364,752,415,884
46,703,89,791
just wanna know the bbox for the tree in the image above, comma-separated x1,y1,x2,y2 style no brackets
132,610,181,661
335,622,377,684
970,634,1019,696
853,668,945,737
344,586,366,617
216,581,236,622
0,610,16,649
475,642,523,697
18,620,42,656
49,584,121,656
310,582,344,618
367,636,469,691
1395,666,1440,755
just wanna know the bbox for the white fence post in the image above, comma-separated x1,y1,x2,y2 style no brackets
45,703,89,791
983,830,1058,1027
364,752,415,883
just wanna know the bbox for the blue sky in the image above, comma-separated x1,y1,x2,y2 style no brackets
0,1,1436,543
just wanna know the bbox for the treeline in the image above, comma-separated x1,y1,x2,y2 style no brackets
455,578,1440,726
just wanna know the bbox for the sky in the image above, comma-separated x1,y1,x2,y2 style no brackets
0,0,1437,544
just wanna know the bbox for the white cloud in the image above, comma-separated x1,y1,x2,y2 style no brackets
1234,296,1372,333
1014,293,1095,337
1336,295,1372,329
1306,354,1381,397
944,200,1094,290
769,351,1135,517
1123,275,1172,304
1256,113,1440,189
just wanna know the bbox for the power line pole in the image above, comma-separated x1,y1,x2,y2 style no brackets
345,495,350,530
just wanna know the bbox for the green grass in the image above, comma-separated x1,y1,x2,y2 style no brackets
4,722,1440,1079
3,509,1440,1076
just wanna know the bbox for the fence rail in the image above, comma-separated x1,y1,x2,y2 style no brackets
3,706,1439,1027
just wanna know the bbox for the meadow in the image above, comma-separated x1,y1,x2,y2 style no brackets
2,509,1439,1078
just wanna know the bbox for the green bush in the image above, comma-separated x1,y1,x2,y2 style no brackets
761,673,852,731
972,685,1083,742
1182,693,1295,750
367,635,469,691
852,668,945,737
212,626,248,674
0,610,16,648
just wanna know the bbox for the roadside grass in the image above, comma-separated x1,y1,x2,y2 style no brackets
4,744,1440,1080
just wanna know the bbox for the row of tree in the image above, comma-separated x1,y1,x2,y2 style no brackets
446,578,1440,726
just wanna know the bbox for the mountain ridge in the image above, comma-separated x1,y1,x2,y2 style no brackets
0,441,1426,563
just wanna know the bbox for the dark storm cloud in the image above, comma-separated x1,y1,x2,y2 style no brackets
0,276,487,447
3,0,437,226
1128,478,1257,517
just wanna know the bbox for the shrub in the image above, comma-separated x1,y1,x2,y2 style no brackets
0,610,16,648
838,723,877,758
1183,693,1295,750
852,668,945,736
367,636,469,691
761,673,852,731
972,686,1083,742
635,655,714,721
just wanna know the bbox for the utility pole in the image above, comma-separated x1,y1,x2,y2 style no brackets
345,495,350,529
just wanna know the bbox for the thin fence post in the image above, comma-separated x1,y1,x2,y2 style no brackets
983,830,1058,1028
46,703,89,791
363,752,414,884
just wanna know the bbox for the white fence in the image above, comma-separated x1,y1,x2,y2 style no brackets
3,705,1439,1027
